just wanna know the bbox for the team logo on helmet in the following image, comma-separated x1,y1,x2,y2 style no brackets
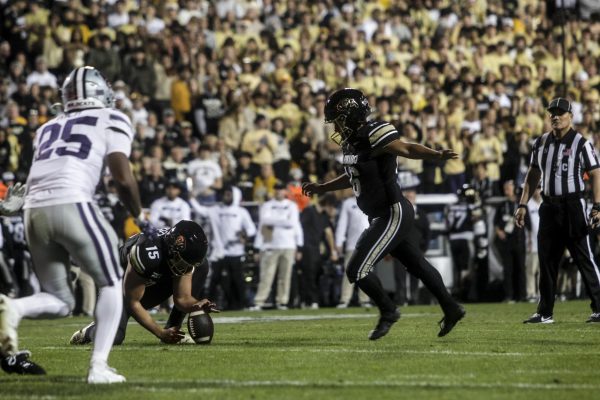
337,98,359,113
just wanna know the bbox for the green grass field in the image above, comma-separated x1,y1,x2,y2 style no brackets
2,300,600,400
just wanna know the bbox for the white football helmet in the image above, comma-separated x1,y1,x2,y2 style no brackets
61,66,114,112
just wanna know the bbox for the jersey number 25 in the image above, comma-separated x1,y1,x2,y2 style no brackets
35,116,96,161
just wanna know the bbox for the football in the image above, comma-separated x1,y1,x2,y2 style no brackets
187,310,214,344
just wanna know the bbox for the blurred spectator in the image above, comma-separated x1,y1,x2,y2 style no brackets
26,56,57,89
149,179,191,228
122,47,157,99
298,193,338,309
209,185,257,310
494,180,529,303
139,159,167,208
251,182,303,310
234,151,260,201
187,144,223,204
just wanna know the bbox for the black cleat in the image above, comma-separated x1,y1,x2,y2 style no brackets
586,313,600,323
438,305,466,337
368,308,401,340
523,313,554,324
1,350,46,375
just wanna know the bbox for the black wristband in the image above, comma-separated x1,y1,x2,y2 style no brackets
517,204,527,210
593,203,600,212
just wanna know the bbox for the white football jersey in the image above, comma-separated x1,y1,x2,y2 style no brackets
25,108,134,208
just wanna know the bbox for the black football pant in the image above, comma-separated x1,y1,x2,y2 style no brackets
346,198,458,315
208,256,246,310
537,201,600,316
299,245,321,306
495,237,526,302
449,238,470,298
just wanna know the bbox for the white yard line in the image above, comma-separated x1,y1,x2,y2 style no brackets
38,345,600,357
120,378,600,391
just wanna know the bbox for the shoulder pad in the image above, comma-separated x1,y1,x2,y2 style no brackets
128,236,164,277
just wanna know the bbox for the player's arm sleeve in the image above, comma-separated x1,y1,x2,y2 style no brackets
368,122,400,150
105,111,134,156
127,235,161,278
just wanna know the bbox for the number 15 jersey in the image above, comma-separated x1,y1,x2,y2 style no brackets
341,120,403,218
25,108,134,209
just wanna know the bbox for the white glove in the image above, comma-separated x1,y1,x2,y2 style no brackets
0,182,26,216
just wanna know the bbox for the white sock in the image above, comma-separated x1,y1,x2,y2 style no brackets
90,282,123,368
12,292,71,320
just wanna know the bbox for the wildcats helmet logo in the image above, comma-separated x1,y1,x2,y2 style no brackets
174,235,186,251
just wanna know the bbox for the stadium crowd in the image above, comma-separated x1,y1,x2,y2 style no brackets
0,0,600,311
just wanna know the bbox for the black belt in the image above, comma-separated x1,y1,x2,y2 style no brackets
542,193,584,205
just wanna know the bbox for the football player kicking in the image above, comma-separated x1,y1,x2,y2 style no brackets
70,220,218,346
302,88,465,340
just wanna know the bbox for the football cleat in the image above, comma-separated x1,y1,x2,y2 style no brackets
0,294,20,354
70,323,94,345
87,364,126,384
368,308,401,340
523,313,554,324
1,350,46,375
438,305,466,337
586,313,600,323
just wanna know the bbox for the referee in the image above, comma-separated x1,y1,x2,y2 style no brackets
514,98,600,324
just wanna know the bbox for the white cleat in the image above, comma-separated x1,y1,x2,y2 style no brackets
87,364,126,384
178,334,195,344
0,294,20,354
70,324,93,345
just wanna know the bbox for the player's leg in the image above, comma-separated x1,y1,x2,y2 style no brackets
390,240,465,336
63,203,125,383
346,203,406,340
1,208,75,374
566,235,600,320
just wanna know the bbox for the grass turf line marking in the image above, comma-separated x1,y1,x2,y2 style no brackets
37,345,600,357
121,379,600,391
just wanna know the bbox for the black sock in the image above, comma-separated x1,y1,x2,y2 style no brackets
356,274,396,314
410,259,458,314
166,307,186,329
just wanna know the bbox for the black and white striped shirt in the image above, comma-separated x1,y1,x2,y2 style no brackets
530,129,600,196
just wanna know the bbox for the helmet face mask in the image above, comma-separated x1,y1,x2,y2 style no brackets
61,66,114,112
165,220,208,276
324,88,370,145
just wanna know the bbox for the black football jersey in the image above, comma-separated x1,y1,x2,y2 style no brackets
341,120,402,218
447,203,475,236
120,229,171,286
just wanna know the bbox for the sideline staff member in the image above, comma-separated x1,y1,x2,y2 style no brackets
515,98,600,324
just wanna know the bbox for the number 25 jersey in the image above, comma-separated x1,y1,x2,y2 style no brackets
342,120,402,218
24,108,134,209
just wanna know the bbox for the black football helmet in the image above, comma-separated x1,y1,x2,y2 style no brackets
457,184,478,204
324,88,371,145
164,220,208,276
